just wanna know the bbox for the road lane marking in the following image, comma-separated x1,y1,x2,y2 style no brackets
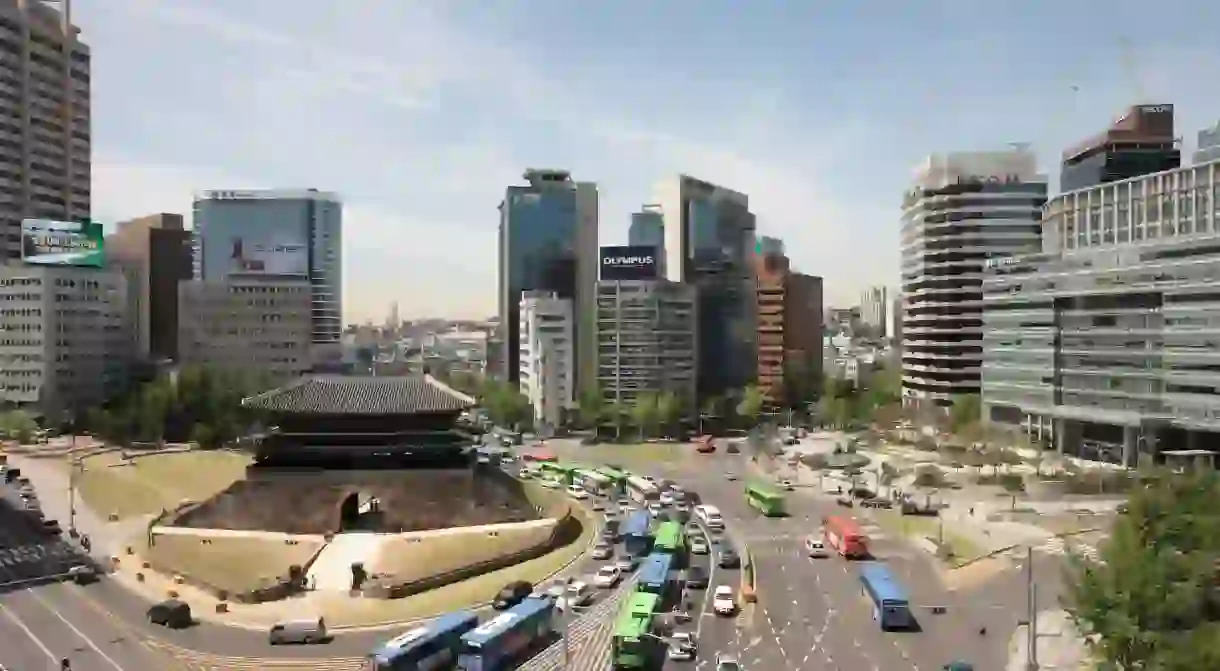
0,600,60,663
21,590,130,670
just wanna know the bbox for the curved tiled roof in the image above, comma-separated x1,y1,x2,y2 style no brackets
241,375,474,415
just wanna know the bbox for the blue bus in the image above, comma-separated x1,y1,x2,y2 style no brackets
637,552,674,595
367,610,479,670
858,563,913,631
457,597,555,671
622,510,654,556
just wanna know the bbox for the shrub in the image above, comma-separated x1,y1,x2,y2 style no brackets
1061,470,1138,495
913,464,944,488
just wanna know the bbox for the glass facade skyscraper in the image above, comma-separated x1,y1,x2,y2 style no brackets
628,206,664,249
193,189,343,349
656,175,757,398
497,170,599,388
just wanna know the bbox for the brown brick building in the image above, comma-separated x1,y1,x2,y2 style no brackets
105,213,193,361
754,249,823,405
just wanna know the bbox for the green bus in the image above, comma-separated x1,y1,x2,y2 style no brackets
745,482,786,516
653,520,685,554
612,591,660,669
597,467,629,494
538,461,579,485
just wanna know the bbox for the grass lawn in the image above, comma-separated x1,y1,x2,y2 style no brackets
315,505,597,627
369,523,556,582
70,450,251,520
870,510,987,564
1006,511,1109,536
548,441,690,470
145,533,324,595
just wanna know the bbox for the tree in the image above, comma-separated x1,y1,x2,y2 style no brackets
949,394,981,433
654,392,681,439
629,393,659,440
1067,469,1220,670
0,410,38,443
576,387,606,430
735,385,766,428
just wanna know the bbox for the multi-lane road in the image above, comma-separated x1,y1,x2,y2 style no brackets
650,449,1046,671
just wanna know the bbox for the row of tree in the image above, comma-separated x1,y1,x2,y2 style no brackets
83,366,272,449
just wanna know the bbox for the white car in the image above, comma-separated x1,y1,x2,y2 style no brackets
667,632,696,660
690,538,709,555
541,479,561,490
712,585,737,615
715,653,742,671
659,492,675,506
567,486,589,500
805,536,828,559
592,565,621,588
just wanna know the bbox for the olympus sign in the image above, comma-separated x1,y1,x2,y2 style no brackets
603,255,653,265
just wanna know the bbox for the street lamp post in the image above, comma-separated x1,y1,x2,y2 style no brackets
68,457,81,534
1025,545,1039,671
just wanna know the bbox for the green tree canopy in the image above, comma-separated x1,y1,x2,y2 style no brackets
735,385,766,427
949,394,981,432
1067,469,1220,670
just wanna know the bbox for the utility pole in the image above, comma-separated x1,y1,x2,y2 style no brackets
68,457,80,534
561,601,571,668
1026,545,1039,671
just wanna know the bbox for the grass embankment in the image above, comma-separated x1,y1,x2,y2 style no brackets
869,510,987,564
71,450,251,520
145,533,324,595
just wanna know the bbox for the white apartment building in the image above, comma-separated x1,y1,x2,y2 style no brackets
0,264,129,418
858,286,889,338
178,277,313,383
518,291,574,430
900,149,1048,408
0,0,91,262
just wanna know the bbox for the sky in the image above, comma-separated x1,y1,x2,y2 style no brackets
80,0,1220,323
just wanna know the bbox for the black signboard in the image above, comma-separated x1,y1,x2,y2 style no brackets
600,245,659,281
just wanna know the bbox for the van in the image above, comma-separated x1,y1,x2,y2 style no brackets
560,580,593,610
268,616,328,645
147,599,192,629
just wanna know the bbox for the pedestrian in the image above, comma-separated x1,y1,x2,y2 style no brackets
60,657,71,670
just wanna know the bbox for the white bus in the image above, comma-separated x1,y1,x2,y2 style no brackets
625,475,660,503
576,470,613,496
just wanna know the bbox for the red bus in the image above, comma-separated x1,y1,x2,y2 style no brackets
823,515,869,558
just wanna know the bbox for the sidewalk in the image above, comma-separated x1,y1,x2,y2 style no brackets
1007,609,1089,670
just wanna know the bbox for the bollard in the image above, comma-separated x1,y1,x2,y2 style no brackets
110,556,120,568
108,512,119,522
167,589,179,598
141,561,150,569
125,546,134,555
136,573,145,582
173,575,185,585
215,602,228,613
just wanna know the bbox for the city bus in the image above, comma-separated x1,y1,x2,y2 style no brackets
652,520,685,555
637,552,674,595
858,563,913,631
538,462,578,485
612,591,660,669
576,469,614,496
457,597,555,671
824,515,869,559
596,467,629,494
745,483,786,517
621,510,654,556
366,610,479,670
625,475,660,503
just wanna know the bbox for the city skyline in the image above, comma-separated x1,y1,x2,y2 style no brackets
80,0,1220,322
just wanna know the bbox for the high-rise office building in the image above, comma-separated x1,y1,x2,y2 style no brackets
628,205,664,251
1060,104,1180,193
105,213,193,362
900,149,1047,408
518,291,574,430
0,264,129,417
655,175,757,398
597,278,697,415
1195,120,1220,164
193,189,343,365
858,286,889,339
0,0,91,260
497,169,598,391
982,155,1220,465
753,246,822,405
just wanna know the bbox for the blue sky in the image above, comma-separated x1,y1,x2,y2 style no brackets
81,0,1220,322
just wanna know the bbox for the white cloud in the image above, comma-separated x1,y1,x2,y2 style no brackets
92,0,892,320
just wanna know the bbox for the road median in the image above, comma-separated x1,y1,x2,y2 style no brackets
739,546,757,603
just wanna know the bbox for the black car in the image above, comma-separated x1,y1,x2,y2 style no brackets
493,580,533,610
684,565,709,589
147,599,192,628
717,549,741,569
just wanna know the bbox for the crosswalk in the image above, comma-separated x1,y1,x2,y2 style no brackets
0,541,78,567
518,577,637,671
1038,537,1102,563
143,639,368,671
